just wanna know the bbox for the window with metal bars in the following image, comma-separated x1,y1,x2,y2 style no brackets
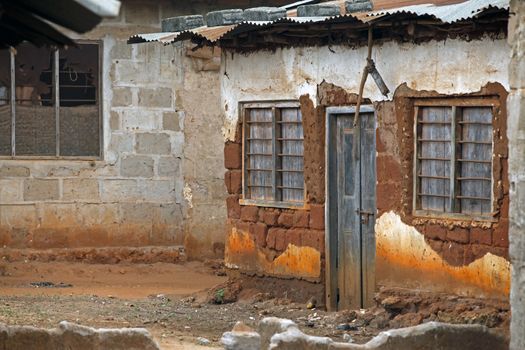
413,101,494,218
0,41,101,159
241,102,305,206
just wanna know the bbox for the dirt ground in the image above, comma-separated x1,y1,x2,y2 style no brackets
0,260,510,349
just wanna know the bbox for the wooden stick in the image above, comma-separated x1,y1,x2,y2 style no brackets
353,27,373,127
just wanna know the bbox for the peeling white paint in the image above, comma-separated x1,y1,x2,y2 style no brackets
220,36,509,140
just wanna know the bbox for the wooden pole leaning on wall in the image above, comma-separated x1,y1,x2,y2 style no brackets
353,27,373,128
353,27,390,128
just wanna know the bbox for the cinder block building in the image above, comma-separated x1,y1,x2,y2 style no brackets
0,0,291,261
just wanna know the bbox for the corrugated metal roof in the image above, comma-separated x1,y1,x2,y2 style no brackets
127,0,508,46
368,0,508,23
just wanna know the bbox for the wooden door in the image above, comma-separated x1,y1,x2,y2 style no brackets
326,106,376,310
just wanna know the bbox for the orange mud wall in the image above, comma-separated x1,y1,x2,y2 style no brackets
224,81,510,299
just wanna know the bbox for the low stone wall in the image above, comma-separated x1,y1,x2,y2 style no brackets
222,317,508,350
0,321,159,350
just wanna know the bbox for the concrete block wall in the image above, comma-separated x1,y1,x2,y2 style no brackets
1,0,284,257
508,1,525,349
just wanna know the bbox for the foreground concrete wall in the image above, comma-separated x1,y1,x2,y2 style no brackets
221,36,511,297
0,321,159,350
221,317,508,350
508,0,525,349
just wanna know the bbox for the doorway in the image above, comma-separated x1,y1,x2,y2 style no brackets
326,106,377,311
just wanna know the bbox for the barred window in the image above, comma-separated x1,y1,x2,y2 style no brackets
242,102,305,206
0,42,100,158
413,100,494,218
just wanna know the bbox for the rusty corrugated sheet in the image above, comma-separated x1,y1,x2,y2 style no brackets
127,0,508,45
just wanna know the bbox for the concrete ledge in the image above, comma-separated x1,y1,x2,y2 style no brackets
0,321,160,350
297,4,341,17
0,246,186,264
206,9,244,27
243,7,286,21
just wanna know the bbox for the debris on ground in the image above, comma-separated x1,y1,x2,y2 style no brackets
207,279,242,304
29,281,73,288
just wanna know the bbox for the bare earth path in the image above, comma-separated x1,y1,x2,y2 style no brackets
0,260,510,349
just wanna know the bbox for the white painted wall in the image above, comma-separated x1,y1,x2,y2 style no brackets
220,36,510,140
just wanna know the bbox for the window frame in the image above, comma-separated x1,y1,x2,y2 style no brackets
0,39,103,161
239,100,307,209
412,97,499,222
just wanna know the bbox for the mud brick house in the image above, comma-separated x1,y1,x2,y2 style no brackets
0,0,294,261
131,0,513,310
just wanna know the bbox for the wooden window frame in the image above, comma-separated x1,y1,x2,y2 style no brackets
0,40,103,160
239,100,307,209
412,97,498,222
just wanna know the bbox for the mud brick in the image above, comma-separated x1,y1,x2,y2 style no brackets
285,229,302,247
226,195,240,219
240,206,259,222
425,225,447,241
267,228,286,251
293,210,310,228
237,221,252,234
251,222,268,248
263,210,280,226
446,228,469,244
224,170,231,192
302,230,325,253
470,227,492,245
441,243,465,266
427,239,444,254
493,219,509,247
224,142,241,169
229,170,242,194
309,204,325,230
278,212,294,228
225,170,242,194
471,244,491,258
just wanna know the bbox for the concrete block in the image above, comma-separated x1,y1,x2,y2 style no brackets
0,204,37,228
121,110,159,131
138,87,172,108
154,202,183,225
110,111,120,130
109,133,134,154
243,7,286,21
158,156,181,177
140,180,175,202
162,111,182,131
63,178,100,201
297,4,340,17
136,132,171,155
77,203,119,226
120,155,154,177
0,166,30,177
206,9,244,27
162,15,204,32
112,87,132,107
121,202,155,224
23,179,59,201
101,179,141,202
0,179,22,202
345,0,373,13
110,40,131,59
